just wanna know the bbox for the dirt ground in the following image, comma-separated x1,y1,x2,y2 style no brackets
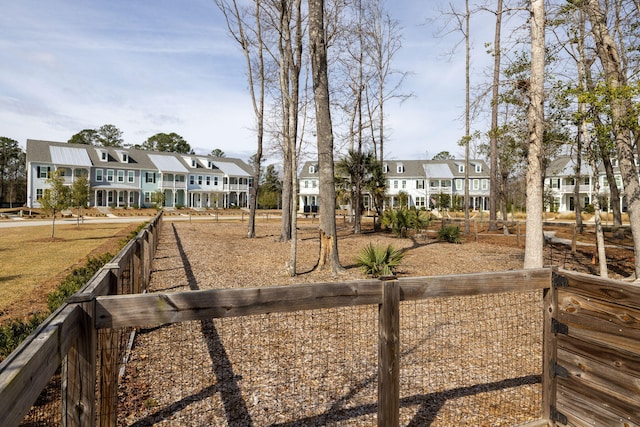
5,217,636,326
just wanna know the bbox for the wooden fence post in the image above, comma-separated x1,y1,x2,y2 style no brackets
98,267,120,427
62,296,96,427
378,277,400,427
542,271,559,424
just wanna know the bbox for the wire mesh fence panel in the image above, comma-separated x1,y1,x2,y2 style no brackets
116,305,379,426
19,373,62,427
400,291,543,426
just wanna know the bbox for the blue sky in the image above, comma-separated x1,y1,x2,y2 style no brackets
0,0,504,162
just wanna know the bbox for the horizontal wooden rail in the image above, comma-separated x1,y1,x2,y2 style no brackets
95,268,552,329
0,304,82,426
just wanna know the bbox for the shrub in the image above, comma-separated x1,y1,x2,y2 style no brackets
438,225,462,244
355,243,405,277
380,207,430,237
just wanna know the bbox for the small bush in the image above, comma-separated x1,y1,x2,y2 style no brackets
380,207,430,238
355,243,405,277
438,225,462,244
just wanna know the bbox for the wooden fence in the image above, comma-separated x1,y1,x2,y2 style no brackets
0,211,162,427
0,217,639,426
546,269,640,426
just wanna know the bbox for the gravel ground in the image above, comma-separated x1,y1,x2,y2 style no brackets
116,220,543,426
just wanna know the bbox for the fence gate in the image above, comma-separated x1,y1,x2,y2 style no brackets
545,270,640,426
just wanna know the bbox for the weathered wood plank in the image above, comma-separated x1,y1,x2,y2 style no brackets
96,270,552,329
378,279,399,427
557,334,640,379
557,347,640,408
0,304,82,427
557,294,640,353
399,268,551,300
557,269,640,309
96,280,384,329
557,375,640,426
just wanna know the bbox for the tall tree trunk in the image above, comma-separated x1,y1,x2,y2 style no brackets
488,0,503,231
286,0,303,276
309,0,342,273
583,0,640,278
463,0,471,235
524,0,545,269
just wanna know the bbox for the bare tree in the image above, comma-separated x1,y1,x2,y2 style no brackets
215,0,266,239
523,0,545,269
309,0,342,273
488,0,503,232
581,0,640,278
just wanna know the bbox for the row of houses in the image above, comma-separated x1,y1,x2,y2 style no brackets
26,139,627,213
26,140,254,209
299,158,492,212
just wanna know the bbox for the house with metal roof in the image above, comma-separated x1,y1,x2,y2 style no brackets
25,139,253,209
298,158,491,212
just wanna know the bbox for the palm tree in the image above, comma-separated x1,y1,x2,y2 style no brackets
336,150,376,233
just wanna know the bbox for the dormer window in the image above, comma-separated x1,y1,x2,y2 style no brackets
309,165,316,174
191,159,196,167
397,164,405,173
122,153,128,163
475,164,482,173
383,164,389,173
101,151,107,161
458,164,465,173
208,161,212,169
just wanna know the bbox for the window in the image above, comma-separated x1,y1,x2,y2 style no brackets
208,161,212,168
458,164,465,173
144,192,151,203
442,180,451,188
550,178,560,189
128,171,135,183
472,179,479,190
393,180,398,189
397,164,405,173
565,178,575,186
430,180,439,188
214,176,219,186
96,169,103,182
101,151,107,161
117,170,124,182
107,170,114,182
401,180,406,189
416,180,425,189
304,180,309,188
582,177,590,185
312,180,317,188
383,164,389,173
309,165,316,173
482,179,488,190
416,196,426,208
129,193,135,204
475,164,482,173
36,188,43,200
107,191,114,204
189,175,195,185
38,166,50,179
206,176,211,186
455,179,463,191
122,153,128,163
198,176,203,185
191,159,196,167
